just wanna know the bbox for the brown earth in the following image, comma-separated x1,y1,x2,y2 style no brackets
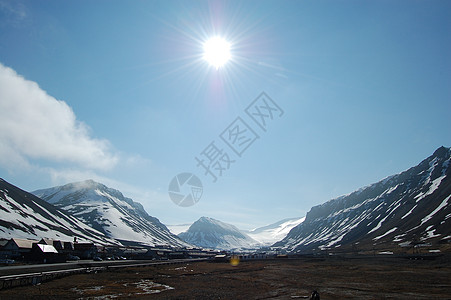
0,256,450,299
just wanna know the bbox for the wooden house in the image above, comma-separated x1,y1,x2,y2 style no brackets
1,238,39,259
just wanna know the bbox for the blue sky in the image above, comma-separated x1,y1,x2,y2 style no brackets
1,0,450,230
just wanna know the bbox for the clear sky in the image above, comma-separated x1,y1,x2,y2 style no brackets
1,0,450,230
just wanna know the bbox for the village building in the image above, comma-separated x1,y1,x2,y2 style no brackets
52,240,64,251
74,242,98,259
29,243,65,263
38,238,73,253
38,238,54,246
62,241,74,253
1,238,39,259
144,248,172,260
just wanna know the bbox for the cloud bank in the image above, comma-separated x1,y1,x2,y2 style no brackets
0,63,118,171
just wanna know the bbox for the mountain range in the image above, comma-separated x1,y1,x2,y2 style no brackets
169,217,305,248
32,180,189,247
274,146,451,253
0,178,117,245
1,178,300,250
1,146,449,253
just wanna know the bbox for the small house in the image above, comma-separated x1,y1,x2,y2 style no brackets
62,241,74,253
38,238,54,245
38,238,64,251
52,240,64,251
74,242,98,259
2,238,39,259
29,243,65,263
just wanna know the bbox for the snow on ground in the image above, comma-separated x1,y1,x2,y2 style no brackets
422,228,441,240
393,233,406,242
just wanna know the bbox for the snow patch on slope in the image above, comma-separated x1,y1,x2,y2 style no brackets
420,194,450,226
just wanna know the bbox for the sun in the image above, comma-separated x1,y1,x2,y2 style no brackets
203,37,231,69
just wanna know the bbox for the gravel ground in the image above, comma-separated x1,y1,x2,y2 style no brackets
0,255,450,299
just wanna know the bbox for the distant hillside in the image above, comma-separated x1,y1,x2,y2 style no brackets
166,224,192,235
245,217,305,245
179,217,260,250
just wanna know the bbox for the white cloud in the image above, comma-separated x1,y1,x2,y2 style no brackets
123,154,152,167
45,167,164,209
0,63,118,171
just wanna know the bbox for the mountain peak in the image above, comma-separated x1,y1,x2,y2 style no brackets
198,216,215,223
63,179,106,191
432,146,450,158
179,217,259,250
82,179,100,186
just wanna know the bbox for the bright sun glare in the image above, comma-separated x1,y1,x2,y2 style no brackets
203,37,231,69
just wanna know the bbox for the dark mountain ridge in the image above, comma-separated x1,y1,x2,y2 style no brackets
274,146,451,253
0,178,118,245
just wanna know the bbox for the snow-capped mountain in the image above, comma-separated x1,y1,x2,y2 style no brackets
274,146,451,253
178,217,260,250
245,217,305,246
166,223,192,235
33,180,190,247
0,178,118,245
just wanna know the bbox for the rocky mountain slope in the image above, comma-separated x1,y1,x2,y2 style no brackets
33,180,190,247
0,178,118,245
274,146,451,253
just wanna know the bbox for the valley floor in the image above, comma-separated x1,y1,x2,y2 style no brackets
0,255,450,299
